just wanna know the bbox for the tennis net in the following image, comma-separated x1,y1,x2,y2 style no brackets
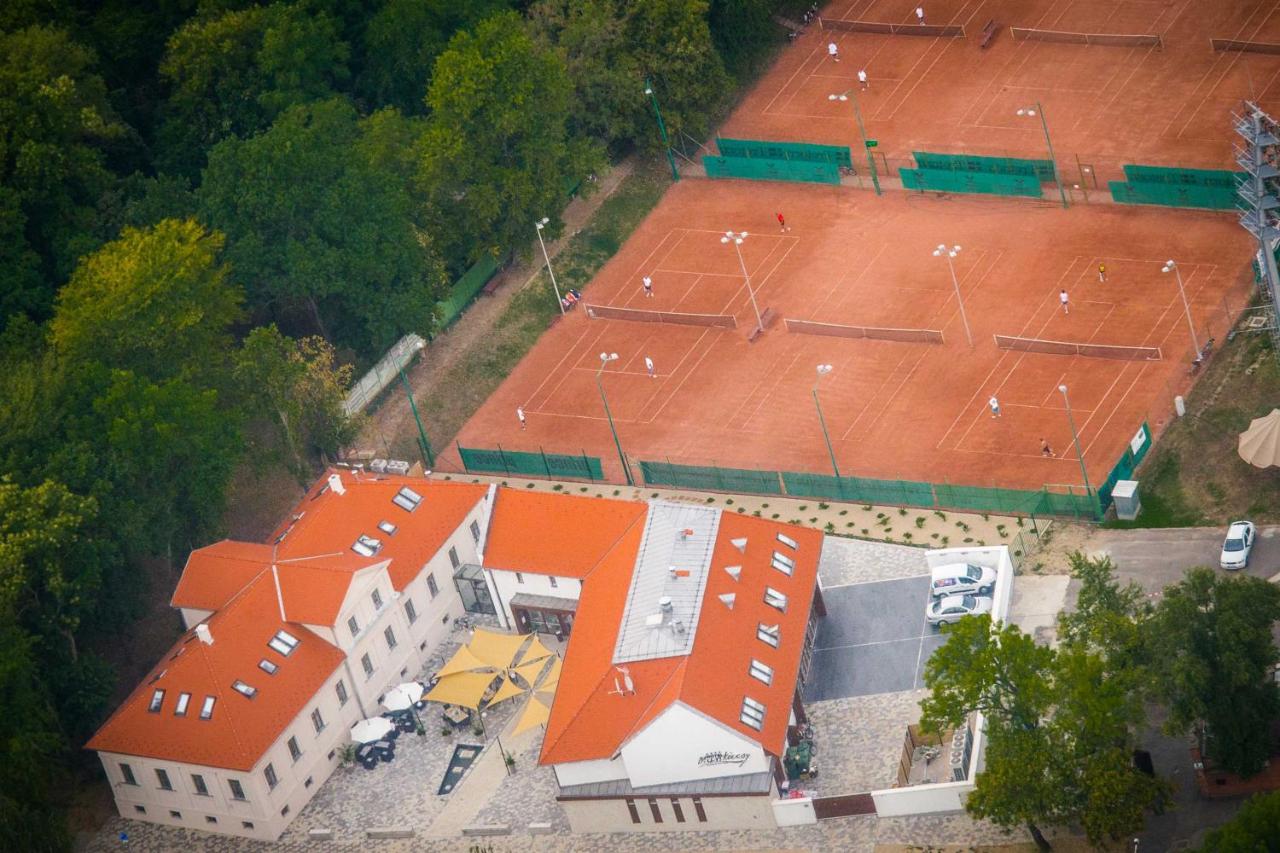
1211,38,1280,55
585,304,737,329
820,18,964,38
786,318,944,344
1010,27,1162,48
995,334,1162,361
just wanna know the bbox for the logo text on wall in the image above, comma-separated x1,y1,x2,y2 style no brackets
697,751,751,768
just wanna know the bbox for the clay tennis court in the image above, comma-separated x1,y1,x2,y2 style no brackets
720,0,1280,183
449,180,1252,492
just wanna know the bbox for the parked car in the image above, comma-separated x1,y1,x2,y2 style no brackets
926,593,994,627
1220,520,1257,570
930,562,996,598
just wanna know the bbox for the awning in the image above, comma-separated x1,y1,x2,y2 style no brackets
1239,408,1280,468
507,592,579,613
424,671,495,710
469,628,532,670
435,644,492,678
513,696,550,736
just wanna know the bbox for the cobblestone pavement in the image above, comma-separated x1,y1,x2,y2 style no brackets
817,539,928,588
804,690,929,795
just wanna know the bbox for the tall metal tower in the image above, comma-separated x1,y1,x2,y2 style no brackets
1236,101,1280,353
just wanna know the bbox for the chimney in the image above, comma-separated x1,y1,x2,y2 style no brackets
195,623,213,645
328,473,346,495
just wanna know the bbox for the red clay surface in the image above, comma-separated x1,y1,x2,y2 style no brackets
449,181,1252,492
722,0,1280,184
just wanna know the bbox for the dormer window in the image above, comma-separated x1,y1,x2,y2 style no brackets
377,520,398,536
232,680,257,699
268,630,299,656
764,587,788,612
148,689,165,713
392,486,422,512
352,535,382,557
174,692,191,716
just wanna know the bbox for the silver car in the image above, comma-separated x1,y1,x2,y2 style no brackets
927,593,994,627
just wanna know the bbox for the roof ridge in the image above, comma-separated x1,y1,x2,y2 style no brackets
193,630,252,764
171,540,269,609
578,500,650,581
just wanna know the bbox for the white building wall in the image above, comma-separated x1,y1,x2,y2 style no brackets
553,757,629,787
560,792,776,833
179,607,212,630
619,703,767,789
96,668,360,842
485,569,582,629
334,565,417,712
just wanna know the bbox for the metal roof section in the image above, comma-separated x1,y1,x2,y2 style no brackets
612,502,720,664
556,770,773,799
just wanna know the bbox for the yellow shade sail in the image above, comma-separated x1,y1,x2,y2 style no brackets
517,636,555,667
486,674,527,708
1239,408,1280,468
468,628,532,670
424,671,495,710
535,657,561,690
513,696,551,736
513,656,551,687
434,644,492,678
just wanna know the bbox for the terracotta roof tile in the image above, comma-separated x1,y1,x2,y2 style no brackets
485,490,648,578
171,541,274,612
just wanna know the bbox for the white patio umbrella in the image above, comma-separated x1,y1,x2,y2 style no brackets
382,688,414,713
350,716,394,744
394,681,425,704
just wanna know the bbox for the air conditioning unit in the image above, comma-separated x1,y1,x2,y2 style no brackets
369,459,388,473
385,460,411,476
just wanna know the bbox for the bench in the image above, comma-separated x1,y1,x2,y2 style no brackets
979,19,1000,48
747,307,778,343
481,277,501,296
366,827,414,839
462,825,512,837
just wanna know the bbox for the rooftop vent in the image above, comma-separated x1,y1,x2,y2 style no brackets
731,537,748,553
719,592,736,609
352,535,383,557
327,473,346,495
607,666,635,696
195,623,213,645
724,565,742,581
668,566,691,579
659,596,673,614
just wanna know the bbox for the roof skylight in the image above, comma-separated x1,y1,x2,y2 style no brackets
392,486,422,512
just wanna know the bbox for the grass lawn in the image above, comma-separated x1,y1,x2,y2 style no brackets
1108,326,1280,527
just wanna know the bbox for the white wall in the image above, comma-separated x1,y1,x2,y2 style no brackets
871,779,971,816
333,565,416,712
553,757,628,787
486,568,582,629
771,796,817,826
561,792,777,833
179,607,212,630
620,703,767,789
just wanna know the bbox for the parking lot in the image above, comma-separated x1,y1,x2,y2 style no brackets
803,576,946,703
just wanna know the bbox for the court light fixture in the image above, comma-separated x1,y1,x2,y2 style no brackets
534,217,564,314
1015,101,1068,208
1161,259,1201,356
812,365,839,479
721,231,765,334
828,91,881,195
932,244,972,347
595,353,630,485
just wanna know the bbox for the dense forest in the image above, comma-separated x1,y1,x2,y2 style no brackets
0,0,797,847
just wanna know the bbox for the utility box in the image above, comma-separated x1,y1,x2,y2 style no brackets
1112,479,1141,520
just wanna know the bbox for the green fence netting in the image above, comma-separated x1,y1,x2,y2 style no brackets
782,472,936,506
1108,181,1240,210
1122,165,1243,189
715,137,853,168
437,255,501,330
640,460,785,494
703,155,841,185
913,151,1056,181
901,167,1044,198
458,445,604,480
1097,422,1152,507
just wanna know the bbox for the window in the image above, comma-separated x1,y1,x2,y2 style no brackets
371,588,383,610
242,821,255,830
169,810,182,819
311,708,325,733
693,797,707,822
647,798,663,823
549,576,558,588
335,679,348,706
200,695,216,720
206,816,218,825
281,805,290,817
268,630,299,656
174,692,191,716
749,659,774,685
361,653,374,678
771,551,795,576
625,798,641,824
740,696,766,730
757,623,780,648
120,763,137,786
229,779,246,801
515,572,525,584
776,532,798,550
288,737,302,762
135,805,146,815
384,626,398,649
764,587,788,612
156,768,173,791
347,615,360,638
378,520,398,536
671,799,685,823
192,774,209,796
148,689,165,713
304,776,314,788
448,546,460,569
264,763,278,790
405,599,418,623
392,486,421,512
258,659,278,675
470,520,481,542
426,573,438,599
232,680,257,698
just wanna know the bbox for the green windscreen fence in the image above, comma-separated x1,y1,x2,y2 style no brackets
458,445,604,480
901,168,1044,198
437,255,500,330
1109,164,1245,210
913,151,1056,181
703,155,840,185
639,460,785,494
1097,422,1152,507
715,137,853,168
782,472,936,507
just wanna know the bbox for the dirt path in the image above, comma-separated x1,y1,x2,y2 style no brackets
358,159,637,456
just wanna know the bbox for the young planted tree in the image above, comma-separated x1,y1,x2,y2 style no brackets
1147,568,1280,777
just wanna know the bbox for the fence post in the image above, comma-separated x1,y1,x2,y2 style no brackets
456,441,467,474
540,447,551,479
497,443,512,477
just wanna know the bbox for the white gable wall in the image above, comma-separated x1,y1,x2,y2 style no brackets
552,756,629,787
620,702,767,788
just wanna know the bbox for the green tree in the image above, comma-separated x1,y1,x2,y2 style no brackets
1147,568,1280,777
236,325,360,472
199,97,445,353
1197,790,1280,851
708,0,781,78
922,615,1165,849
50,219,243,384
0,25,128,319
158,2,350,176
419,12,602,267
1057,552,1149,667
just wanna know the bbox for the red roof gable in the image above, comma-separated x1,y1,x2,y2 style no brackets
484,489,648,578
171,541,274,612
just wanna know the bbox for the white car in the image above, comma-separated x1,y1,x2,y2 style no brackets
927,593,994,627
930,562,996,598
1220,520,1256,570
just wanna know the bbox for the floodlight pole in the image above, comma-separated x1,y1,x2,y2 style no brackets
812,366,841,479
399,350,434,469
934,245,974,348
1033,101,1068,209
1058,384,1094,499
830,91,881,196
645,78,680,182
535,219,565,315
723,232,765,334
596,354,634,486
1162,260,1201,356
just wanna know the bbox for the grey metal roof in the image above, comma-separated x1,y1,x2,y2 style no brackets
556,770,772,800
612,502,720,664
507,592,578,613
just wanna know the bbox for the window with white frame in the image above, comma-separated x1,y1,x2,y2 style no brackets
347,615,360,638
763,587,788,612
776,531,798,550
405,599,418,623
749,659,774,685
757,623,779,648
384,625,398,649
470,520,481,542
311,708,325,733
770,551,795,576
335,679,348,706
371,588,383,610
427,573,438,599
448,546,460,569
361,653,374,678
740,696,766,730
268,630,299,656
